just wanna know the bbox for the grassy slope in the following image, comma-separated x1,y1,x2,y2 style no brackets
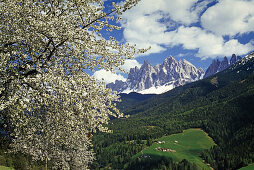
133,129,215,169
0,166,14,170
239,164,254,170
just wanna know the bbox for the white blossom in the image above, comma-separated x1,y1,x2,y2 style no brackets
0,0,147,169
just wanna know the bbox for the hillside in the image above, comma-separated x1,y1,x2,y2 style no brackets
117,92,156,111
92,52,254,169
129,129,215,170
239,164,254,170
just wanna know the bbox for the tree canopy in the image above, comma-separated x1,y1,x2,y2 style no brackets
0,0,145,169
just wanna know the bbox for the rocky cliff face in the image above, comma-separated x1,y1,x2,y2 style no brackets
107,56,204,94
204,54,242,78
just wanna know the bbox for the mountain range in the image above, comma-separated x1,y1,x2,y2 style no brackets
107,54,242,94
107,56,204,94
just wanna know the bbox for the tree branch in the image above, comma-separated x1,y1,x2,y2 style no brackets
3,42,16,47
46,39,67,61
23,69,39,77
74,1,86,28
82,9,116,29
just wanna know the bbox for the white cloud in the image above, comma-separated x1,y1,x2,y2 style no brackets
201,0,254,36
120,59,142,72
223,39,254,55
122,0,210,25
93,69,126,84
122,12,169,56
119,0,254,59
167,26,254,58
120,0,212,56
93,60,141,83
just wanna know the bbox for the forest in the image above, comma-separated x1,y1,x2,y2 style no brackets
91,56,254,169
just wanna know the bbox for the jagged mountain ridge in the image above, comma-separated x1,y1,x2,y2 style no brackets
107,56,204,94
204,54,242,78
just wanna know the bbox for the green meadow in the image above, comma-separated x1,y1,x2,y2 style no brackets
239,164,254,170
133,128,216,169
0,166,14,170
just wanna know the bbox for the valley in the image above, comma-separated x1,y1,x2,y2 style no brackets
132,129,215,170
91,52,254,170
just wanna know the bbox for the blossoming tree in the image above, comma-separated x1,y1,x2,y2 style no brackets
0,0,146,169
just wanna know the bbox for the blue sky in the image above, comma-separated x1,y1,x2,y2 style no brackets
93,0,254,84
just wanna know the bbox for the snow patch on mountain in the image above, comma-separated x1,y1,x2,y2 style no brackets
138,84,175,94
241,52,254,64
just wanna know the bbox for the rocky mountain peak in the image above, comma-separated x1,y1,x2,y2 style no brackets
162,56,177,68
218,57,229,71
204,54,242,78
107,56,204,94
164,56,176,63
237,55,242,61
128,66,140,80
143,60,151,66
183,59,193,66
230,54,237,65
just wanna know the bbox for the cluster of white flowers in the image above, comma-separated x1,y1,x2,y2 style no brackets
0,0,147,169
